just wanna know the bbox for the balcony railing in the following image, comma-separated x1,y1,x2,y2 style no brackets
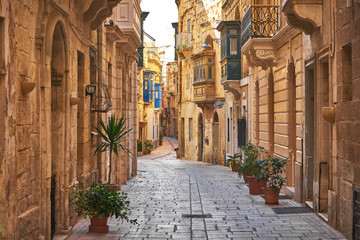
176,32,191,50
241,6,279,46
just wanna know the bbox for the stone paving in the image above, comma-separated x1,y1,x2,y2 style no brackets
67,137,347,240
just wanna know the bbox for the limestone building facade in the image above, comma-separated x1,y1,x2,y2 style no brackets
0,0,141,238
174,0,360,238
175,0,228,164
162,61,179,138
138,42,163,149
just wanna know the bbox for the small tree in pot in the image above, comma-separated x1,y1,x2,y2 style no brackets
257,156,287,204
94,114,132,187
72,182,137,233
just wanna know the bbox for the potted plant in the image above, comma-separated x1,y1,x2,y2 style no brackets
238,142,265,182
238,142,266,194
257,156,287,204
159,132,164,146
94,114,132,189
226,153,241,172
72,182,137,233
143,139,153,155
137,140,143,157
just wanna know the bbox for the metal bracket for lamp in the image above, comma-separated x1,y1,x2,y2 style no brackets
85,83,97,97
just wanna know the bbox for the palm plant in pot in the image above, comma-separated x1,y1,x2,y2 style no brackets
257,156,287,204
94,114,132,189
226,153,241,172
72,182,137,233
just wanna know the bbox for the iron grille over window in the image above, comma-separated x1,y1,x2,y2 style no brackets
354,188,360,240
241,5,279,46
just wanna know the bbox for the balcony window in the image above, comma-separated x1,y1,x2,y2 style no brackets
230,38,238,55
216,21,242,82
193,56,214,84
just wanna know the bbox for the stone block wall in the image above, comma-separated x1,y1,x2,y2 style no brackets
334,1,360,238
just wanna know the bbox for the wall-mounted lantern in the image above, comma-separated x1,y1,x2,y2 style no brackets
85,83,97,97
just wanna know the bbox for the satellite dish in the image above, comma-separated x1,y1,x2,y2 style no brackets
214,101,224,108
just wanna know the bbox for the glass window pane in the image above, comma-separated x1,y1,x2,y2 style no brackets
230,29,237,34
230,38,237,55
208,66,212,80
203,67,205,81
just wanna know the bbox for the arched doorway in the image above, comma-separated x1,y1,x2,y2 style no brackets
212,112,220,164
197,113,204,161
50,22,67,238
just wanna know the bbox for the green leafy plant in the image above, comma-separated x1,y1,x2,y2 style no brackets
144,139,153,152
71,182,137,224
94,114,132,183
226,153,241,167
159,132,164,143
238,142,266,176
137,140,142,152
256,156,288,191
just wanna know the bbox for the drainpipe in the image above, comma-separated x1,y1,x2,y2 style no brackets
224,91,227,166
96,28,102,182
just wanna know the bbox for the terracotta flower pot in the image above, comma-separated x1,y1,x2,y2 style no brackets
159,142,163,146
247,176,266,194
243,173,252,183
89,215,109,233
231,163,238,172
263,187,280,205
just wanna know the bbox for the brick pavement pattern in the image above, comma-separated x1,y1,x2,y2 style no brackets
67,138,347,240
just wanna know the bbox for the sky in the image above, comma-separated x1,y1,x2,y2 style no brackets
140,0,178,62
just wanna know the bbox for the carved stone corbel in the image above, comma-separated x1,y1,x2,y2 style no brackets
244,39,276,70
282,0,322,35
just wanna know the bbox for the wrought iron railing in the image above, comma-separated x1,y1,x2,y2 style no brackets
241,5,279,46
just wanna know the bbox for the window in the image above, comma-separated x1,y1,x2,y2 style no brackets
230,38,237,55
189,118,193,141
208,66,212,79
193,56,214,83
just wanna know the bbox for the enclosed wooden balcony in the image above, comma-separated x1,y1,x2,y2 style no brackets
216,21,242,98
192,50,216,108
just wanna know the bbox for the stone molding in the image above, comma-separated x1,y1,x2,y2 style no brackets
243,38,276,70
282,0,322,35
81,0,122,30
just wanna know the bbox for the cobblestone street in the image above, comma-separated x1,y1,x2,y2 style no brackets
67,138,347,240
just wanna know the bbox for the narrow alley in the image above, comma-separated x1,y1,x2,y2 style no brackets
67,138,346,240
